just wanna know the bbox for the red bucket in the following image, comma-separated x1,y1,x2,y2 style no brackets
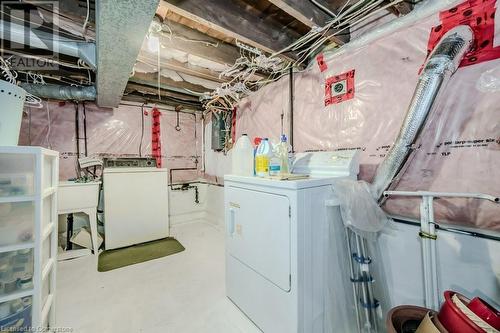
438,291,486,333
467,297,500,330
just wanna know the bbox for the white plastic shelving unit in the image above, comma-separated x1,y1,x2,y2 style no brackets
0,146,58,331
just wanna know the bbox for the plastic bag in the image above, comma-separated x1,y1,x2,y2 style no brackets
334,179,389,237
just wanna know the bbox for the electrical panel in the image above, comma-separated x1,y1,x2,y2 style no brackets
211,113,226,151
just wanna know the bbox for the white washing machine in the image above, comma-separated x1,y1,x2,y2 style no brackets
224,151,359,333
103,167,169,250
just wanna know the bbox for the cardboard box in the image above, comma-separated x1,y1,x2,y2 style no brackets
70,227,103,251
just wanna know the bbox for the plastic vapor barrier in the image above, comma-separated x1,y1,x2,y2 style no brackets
19,101,201,183
229,2,500,232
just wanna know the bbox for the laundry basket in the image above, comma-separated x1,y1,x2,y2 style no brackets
0,80,26,145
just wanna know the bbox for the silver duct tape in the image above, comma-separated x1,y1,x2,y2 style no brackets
370,25,474,200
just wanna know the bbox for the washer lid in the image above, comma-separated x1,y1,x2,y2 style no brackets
291,150,360,178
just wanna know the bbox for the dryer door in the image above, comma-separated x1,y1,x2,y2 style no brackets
226,186,291,292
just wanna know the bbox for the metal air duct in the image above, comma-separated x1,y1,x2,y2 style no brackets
20,83,96,101
370,25,474,201
0,21,96,69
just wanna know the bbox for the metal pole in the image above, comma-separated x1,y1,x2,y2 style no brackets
355,233,372,332
361,237,378,332
345,227,362,333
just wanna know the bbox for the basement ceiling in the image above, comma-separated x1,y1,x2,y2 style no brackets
0,0,414,111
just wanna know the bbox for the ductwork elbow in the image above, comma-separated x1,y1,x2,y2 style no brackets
20,83,96,101
370,25,473,201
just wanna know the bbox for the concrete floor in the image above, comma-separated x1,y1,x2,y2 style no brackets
56,221,261,333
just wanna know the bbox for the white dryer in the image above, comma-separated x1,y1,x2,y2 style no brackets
224,151,359,333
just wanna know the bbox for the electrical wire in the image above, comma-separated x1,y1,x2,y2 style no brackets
82,0,90,39
45,102,52,149
157,38,161,101
193,0,403,110
160,23,219,48
0,9,87,41
139,103,146,157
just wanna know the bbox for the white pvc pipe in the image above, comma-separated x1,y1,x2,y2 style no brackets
419,199,433,309
323,0,465,61
386,190,499,310
427,196,439,309
384,190,499,202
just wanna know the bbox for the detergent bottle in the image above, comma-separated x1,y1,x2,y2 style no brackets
278,134,290,175
253,137,262,176
232,134,254,176
255,138,271,177
269,143,281,177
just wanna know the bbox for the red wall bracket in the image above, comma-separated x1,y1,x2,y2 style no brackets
316,53,328,72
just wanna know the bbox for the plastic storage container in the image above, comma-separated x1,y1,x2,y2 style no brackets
0,202,34,247
0,296,32,331
232,134,254,177
0,249,34,297
0,153,35,198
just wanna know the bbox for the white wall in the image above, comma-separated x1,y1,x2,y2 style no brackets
168,183,207,225
205,185,225,229
378,221,500,308
168,182,225,229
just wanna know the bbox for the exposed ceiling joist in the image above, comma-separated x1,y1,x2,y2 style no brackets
95,0,160,108
157,19,241,67
126,82,199,101
391,1,414,15
136,54,226,83
130,71,209,94
121,93,201,111
125,82,201,109
267,0,347,45
160,0,302,59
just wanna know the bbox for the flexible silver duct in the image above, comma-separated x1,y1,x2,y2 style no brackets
20,83,96,101
0,21,96,69
371,25,474,201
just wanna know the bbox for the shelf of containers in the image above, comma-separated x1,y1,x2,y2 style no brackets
0,146,58,332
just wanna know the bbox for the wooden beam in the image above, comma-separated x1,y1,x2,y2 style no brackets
159,20,242,66
137,49,265,84
267,0,347,45
129,72,209,94
392,2,414,16
137,55,224,83
121,93,202,110
125,83,200,102
160,0,302,57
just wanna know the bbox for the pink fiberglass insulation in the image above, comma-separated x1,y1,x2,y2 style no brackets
18,101,201,183
232,6,500,231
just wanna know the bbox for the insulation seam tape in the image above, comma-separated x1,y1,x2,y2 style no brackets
151,107,162,168
425,0,500,69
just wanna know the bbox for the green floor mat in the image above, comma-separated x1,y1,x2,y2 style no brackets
98,237,185,272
